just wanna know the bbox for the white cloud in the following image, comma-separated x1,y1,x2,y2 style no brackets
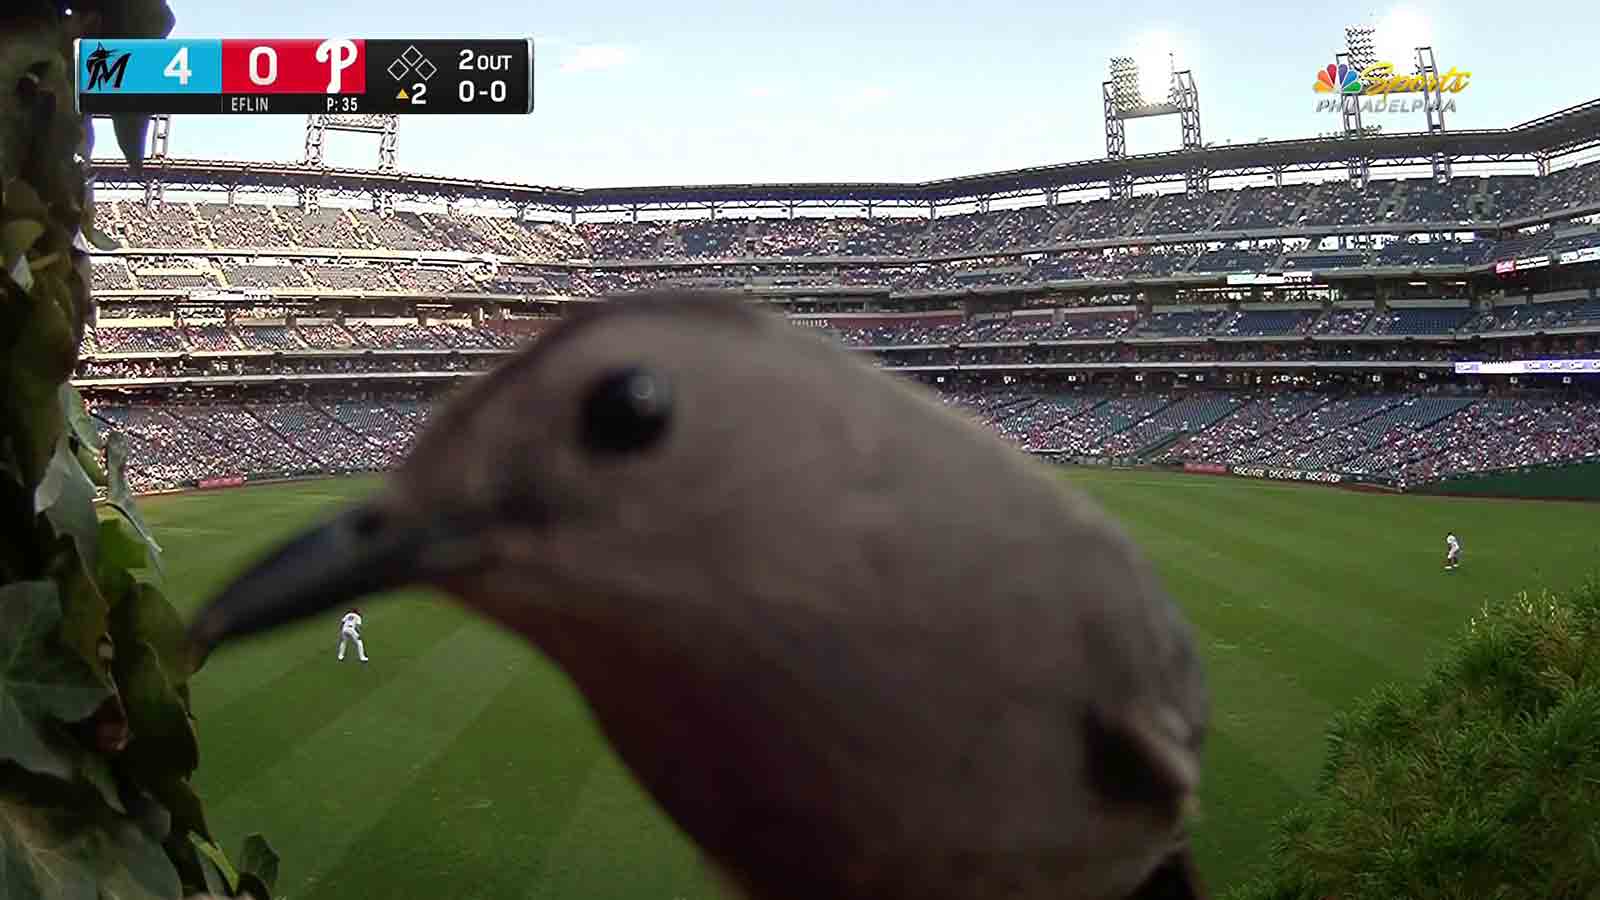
839,85,895,109
560,44,635,74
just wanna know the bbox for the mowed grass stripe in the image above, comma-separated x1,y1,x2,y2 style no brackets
1187,484,1563,631
1101,482,1445,681
146,478,393,710
1187,728,1304,889
199,618,531,900
1097,490,1414,700
192,597,471,799
141,470,1599,898
526,754,715,900
311,647,710,900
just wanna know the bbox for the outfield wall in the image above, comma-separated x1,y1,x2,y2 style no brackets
1414,460,1600,502
1055,455,1600,503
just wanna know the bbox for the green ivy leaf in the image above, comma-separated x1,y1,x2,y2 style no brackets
4,179,51,221
236,870,272,900
0,771,180,900
237,834,278,893
0,581,111,779
32,718,124,815
76,754,123,819
123,787,172,846
1,218,45,267
110,579,194,691
0,782,97,900
71,443,105,489
3,283,72,487
113,640,198,783
160,830,207,897
53,545,110,684
104,433,162,568
111,116,151,177
95,514,152,602
145,778,208,846
58,385,102,454
34,434,98,575
80,180,123,252
188,834,238,897
82,224,120,252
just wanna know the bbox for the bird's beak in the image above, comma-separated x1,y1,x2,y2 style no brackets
187,500,476,662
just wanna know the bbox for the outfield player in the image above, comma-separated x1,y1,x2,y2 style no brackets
337,607,369,662
1444,532,1461,571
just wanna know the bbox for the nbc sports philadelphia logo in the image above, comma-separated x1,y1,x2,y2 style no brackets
1311,60,1470,114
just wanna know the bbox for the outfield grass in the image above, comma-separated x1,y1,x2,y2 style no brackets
140,470,1600,900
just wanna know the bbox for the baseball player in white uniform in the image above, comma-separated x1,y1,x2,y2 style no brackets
337,607,369,662
1444,532,1461,571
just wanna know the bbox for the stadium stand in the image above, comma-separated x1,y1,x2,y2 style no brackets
72,142,1600,495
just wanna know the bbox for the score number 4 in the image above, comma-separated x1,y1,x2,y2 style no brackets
164,46,193,84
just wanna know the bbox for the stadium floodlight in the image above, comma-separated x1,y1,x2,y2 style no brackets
1102,48,1205,198
1105,55,1179,119
1108,56,1141,112
1344,24,1376,73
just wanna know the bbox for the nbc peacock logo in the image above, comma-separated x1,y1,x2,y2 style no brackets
1314,62,1363,95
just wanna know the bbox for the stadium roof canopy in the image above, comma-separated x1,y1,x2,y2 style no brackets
92,98,1600,213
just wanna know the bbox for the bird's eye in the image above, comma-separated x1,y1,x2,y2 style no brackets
580,367,672,456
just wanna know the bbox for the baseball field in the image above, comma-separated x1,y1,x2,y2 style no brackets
144,469,1600,899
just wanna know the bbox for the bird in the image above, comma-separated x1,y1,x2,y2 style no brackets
189,290,1209,900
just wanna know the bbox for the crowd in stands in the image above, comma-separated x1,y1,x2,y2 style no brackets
89,162,1600,269
71,304,1599,386
86,391,431,492
80,354,498,380
86,382,1600,493
81,318,543,357
71,161,1600,494
88,234,1600,297
967,385,1600,478
86,232,1600,296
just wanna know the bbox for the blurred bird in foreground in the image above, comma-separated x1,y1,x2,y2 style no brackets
189,291,1209,900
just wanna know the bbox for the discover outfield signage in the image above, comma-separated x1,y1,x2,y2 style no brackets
1455,359,1600,375
1231,465,1345,484
1225,272,1315,286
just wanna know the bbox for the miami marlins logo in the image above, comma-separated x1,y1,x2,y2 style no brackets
85,43,132,90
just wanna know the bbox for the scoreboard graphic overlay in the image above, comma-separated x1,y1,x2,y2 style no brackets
75,39,533,114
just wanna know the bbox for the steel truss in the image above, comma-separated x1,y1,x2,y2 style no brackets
304,114,400,213
89,113,171,203
1103,58,1205,200
1415,47,1451,182
1173,71,1207,195
1103,80,1130,201
87,152,1581,223
81,99,1600,219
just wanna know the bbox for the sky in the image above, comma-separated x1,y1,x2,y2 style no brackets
85,0,1600,190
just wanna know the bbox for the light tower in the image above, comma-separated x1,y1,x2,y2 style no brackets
302,114,401,214
1341,24,1376,187
1102,53,1205,200
91,113,172,204
1414,46,1450,182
